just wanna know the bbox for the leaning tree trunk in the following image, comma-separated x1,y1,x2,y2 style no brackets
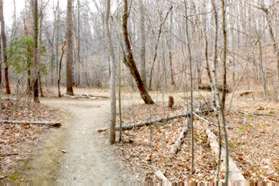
32,0,40,103
122,0,154,104
65,0,74,96
0,0,11,95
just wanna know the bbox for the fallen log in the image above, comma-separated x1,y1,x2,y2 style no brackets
198,84,231,93
97,109,213,133
0,120,62,128
64,94,109,99
194,114,246,182
0,153,18,157
154,170,171,186
170,124,189,155
239,91,254,97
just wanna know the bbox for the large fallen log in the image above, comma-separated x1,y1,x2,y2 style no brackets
97,109,213,133
0,120,62,128
194,114,246,182
170,124,189,155
154,170,171,186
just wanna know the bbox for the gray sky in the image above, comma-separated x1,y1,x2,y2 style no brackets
4,0,68,27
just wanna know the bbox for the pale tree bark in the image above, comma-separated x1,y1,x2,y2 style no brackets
221,0,229,184
148,6,173,90
184,0,194,174
66,0,74,96
58,41,66,97
0,0,11,95
211,0,226,183
32,0,40,103
55,1,60,83
122,0,154,105
256,34,268,97
76,0,81,86
168,9,175,86
139,0,146,86
106,0,117,144
261,6,279,97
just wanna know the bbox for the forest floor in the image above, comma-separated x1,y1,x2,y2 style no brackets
107,90,279,183
1,88,279,184
0,97,63,183
0,92,143,184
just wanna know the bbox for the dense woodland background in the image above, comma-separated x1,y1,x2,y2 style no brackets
1,0,279,184
1,0,279,96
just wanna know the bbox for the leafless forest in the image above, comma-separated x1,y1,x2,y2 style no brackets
0,0,279,184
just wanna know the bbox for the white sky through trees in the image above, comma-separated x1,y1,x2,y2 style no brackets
4,0,103,28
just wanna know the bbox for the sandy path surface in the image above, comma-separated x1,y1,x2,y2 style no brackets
43,98,140,186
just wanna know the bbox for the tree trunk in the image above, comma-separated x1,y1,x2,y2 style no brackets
58,42,66,97
66,0,74,96
168,9,175,86
122,0,154,105
76,0,81,86
0,0,11,95
139,0,146,86
184,0,194,174
32,0,40,103
257,36,268,97
148,7,173,90
221,0,229,184
106,0,117,144
55,1,60,85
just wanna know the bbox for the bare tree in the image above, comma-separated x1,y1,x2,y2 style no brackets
66,0,74,96
122,0,154,104
0,0,11,95
32,0,40,103
183,0,195,174
139,0,147,86
106,0,117,144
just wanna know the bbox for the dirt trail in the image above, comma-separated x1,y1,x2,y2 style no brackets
43,98,141,185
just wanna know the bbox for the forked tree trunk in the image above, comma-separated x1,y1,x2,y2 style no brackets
0,0,11,95
66,0,74,96
122,0,154,104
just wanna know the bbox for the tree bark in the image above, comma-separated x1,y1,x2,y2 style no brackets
184,0,195,174
0,0,11,95
66,0,74,96
32,0,40,103
106,0,117,144
168,9,175,86
148,6,173,90
58,41,66,97
221,0,229,184
139,0,146,86
122,0,154,105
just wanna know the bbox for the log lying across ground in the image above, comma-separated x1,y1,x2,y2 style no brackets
170,124,189,155
194,114,246,182
97,109,213,133
154,170,171,186
0,120,62,128
198,84,231,93
64,94,109,100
